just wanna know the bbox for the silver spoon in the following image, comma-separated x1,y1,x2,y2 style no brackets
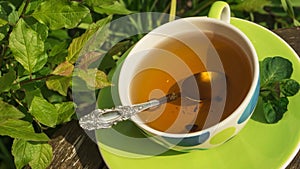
79,71,226,130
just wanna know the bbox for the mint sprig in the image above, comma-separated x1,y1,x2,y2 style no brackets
259,56,300,123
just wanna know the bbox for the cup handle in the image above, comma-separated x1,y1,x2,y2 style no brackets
208,1,231,23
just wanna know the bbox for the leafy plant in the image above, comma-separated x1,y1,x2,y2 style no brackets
0,0,132,168
260,56,299,123
0,0,299,169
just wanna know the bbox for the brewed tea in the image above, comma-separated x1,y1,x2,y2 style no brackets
130,32,252,134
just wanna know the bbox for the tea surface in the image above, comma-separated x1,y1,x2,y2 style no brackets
130,32,252,134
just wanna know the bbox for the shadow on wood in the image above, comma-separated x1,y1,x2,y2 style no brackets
48,120,104,169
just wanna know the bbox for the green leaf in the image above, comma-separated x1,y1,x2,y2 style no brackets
24,17,49,41
0,24,9,40
32,0,90,30
12,139,31,169
28,142,53,169
99,40,131,71
0,100,24,121
280,79,300,97
78,51,103,70
8,10,18,25
76,69,111,89
55,102,75,124
66,16,112,64
0,119,49,141
12,139,53,169
0,4,10,40
52,61,74,77
29,97,74,127
29,97,57,127
290,0,300,6
281,0,295,17
231,0,271,13
263,101,276,123
0,18,8,26
85,0,132,15
46,76,71,96
25,88,43,107
9,18,47,74
0,3,8,26
0,70,16,93
48,41,68,57
274,97,289,115
48,29,70,40
260,56,293,87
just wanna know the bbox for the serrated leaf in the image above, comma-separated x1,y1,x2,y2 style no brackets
52,61,74,77
0,70,16,93
29,97,57,127
78,51,102,70
12,139,32,169
9,18,47,74
29,142,53,169
32,0,90,30
0,119,49,141
8,10,18,25
24,17,49,41
0,100,24,121
55,102,75,124
46,76,71,96
66,16,111,64
12,139,52,169
88,0,132,15
76,69,111,89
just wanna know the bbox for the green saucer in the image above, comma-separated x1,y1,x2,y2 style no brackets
96,18,300,169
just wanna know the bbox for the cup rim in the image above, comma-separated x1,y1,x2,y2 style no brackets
118,16,260,138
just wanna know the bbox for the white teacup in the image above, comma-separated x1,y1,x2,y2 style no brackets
118,1,260,150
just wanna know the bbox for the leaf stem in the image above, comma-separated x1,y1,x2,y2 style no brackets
21,0,31,18
19,74,54,86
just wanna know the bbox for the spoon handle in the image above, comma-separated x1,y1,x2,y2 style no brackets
79,99,160,130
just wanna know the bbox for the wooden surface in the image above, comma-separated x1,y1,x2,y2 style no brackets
273,27,300,169
48,27,300,169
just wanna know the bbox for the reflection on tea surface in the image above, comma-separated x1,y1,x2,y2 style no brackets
130,32,252,134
